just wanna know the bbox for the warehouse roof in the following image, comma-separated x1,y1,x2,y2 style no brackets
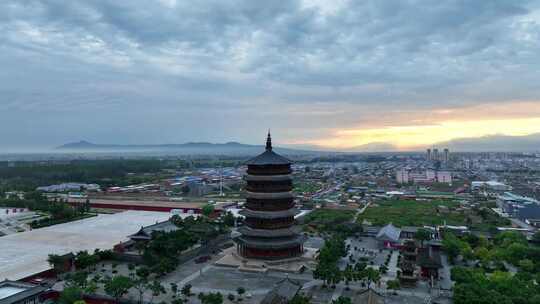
0,211,170,281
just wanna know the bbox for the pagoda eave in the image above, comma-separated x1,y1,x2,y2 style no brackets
246,191,293,199
237,226,300,238
234,235,307,249
245,174,291,182
240,208,299,219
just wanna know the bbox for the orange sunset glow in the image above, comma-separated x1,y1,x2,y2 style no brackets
306,116,540,151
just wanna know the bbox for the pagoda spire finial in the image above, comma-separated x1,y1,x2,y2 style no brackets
266,130,272,151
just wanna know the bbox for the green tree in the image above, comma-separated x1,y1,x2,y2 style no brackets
494,231,527,247
379,265,388,274
236,287,246,299
181,284,192,298
48,254,68,273
170,283,178,297
201,204,215,217
148,280,165,304
74,251,100,270
221,212,235,227
331,296,352,304
414,229,432,247
198,292,223,304
291,294,311,304
475,247,491,265
461,243,474,261
442,233,461,263
343,264,354,288
314,259,342,287
85,281,98,295
58,286,83,304
505,243,528,264
136,267,150,280
65,271,89,289
532,231,540,244
386,280,400,291
132,275,149,304
362,268,381,289
518,259,534,273
313,234,348,287
104,275,133,302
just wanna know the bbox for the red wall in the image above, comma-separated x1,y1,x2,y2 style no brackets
68,201,202,213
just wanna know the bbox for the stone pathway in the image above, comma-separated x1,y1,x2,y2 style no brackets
330,284,345,301
192,286,269,295
387,250,399,277
177,264,213,286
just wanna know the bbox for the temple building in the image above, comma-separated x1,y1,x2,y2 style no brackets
235,132,306,259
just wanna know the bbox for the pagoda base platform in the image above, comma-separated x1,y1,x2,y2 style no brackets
214,247,317,274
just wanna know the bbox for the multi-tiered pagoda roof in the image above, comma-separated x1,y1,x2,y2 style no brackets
234,132,306,259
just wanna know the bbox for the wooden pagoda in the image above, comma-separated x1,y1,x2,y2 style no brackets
235,132,306,259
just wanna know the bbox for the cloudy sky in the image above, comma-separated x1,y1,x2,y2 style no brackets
1,0,540,151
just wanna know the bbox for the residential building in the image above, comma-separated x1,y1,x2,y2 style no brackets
471,181,512,192
443,148,450,163
497,192,540,221
395,169,452,184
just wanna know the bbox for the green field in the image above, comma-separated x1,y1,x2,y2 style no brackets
303,209,355,232
357,199,466,227
294,181,323,194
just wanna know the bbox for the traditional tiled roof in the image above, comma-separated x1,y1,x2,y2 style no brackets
355,288,384,304
129,220,178,240
246,132,291,166
401,226,419,233
246,150,291,166
376,223,401,242
0,280,47,304
260,277,302,304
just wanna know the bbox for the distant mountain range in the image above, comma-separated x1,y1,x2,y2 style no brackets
56,132,540,154
347,142,398,152
342,133,540,152
435,133,540,152
56,140,322,156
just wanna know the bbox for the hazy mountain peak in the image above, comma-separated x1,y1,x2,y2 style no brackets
435,133,540,152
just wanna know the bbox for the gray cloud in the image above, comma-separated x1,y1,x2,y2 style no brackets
1,0,540,149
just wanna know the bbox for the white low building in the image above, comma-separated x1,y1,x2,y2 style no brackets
396,169,452,184
471,181,512,192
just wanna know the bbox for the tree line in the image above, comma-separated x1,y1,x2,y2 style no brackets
442,230,540,304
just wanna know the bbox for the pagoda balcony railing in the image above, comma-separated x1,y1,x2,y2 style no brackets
245,185,292,193
245,174,291,182
246,197,292,205
247,168,292,176
246,191,293,199
245,202,295,211
246,179,292,187
245,220,295,230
